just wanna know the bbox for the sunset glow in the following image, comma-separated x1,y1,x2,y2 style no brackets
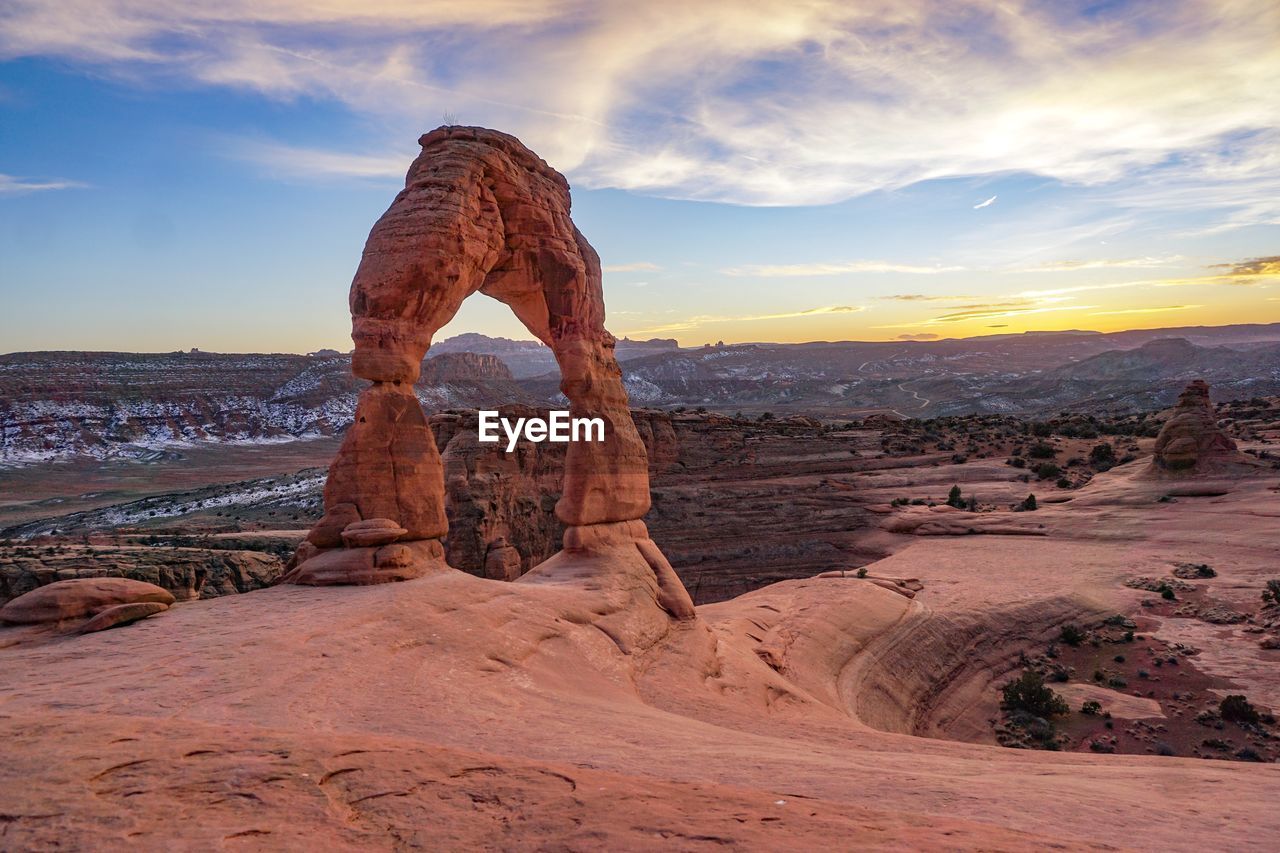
1,0,1277,350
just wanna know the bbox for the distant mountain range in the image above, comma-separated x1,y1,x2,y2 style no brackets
2,322,1278,465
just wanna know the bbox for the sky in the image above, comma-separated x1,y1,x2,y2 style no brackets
0,0,1278,352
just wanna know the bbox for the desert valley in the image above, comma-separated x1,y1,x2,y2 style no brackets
1,125,1279,850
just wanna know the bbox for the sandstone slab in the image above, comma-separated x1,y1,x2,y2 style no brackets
78,601,169,634
1,578,175,625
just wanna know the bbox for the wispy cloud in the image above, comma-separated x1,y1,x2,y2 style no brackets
880,293,980,302
623,303,864,335
897,332,940,341
3,1,1274,220
1015,256,1182,273
603,261,661,273
900,303,1097,326
231,140,408,180
973,195,997,210
0,173,87,194
1208,255,1280,279
1089,305,1202,316
723,261,964,277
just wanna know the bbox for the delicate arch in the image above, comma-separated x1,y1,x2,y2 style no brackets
285,126,679,610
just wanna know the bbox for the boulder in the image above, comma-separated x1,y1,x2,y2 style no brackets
341,518,408,548
1,578,175,625
78,601,169,634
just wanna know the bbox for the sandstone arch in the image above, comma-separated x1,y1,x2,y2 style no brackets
287,127,692,618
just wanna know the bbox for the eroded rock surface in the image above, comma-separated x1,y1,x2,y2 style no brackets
1149,380,1252,475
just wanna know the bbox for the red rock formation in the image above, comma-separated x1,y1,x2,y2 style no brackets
78,601,169,634
291,127,690,618
1149,380,1251,474
0,578,175,625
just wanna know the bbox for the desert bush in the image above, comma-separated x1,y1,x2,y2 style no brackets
1059,624,1085,646
1220,694,1260,724
1028,441,1057,459
1034,463,1061,480
1089,443,1117,468
1081,700,1102,715
1020,494,1038,511
946,485,964,508
1001,670,1069,718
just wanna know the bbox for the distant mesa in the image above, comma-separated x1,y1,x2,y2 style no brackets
420,351,513,383
1148,379,1255,476
308,348,343,358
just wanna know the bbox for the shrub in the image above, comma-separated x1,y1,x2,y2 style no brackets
856,567,868,579
1263,579,1280,604
1160,585,1176,601
1028,441,1057,459
1020,494,1038,512
1035,463,1061,480
1220,694,1260,724
1089,443,1117,469
1059,624,1085,647
947,485,964,508
1056,477,1071,488
1001,670,1069,718
1007,456,1027,468
1081,700,1102,716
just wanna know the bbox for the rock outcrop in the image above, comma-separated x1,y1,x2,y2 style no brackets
1149,380,1252,475
0,577,174,625
78,601,170,634
0,546,283,606
290,126,693,619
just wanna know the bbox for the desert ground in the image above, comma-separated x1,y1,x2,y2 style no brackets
2,420,1279,849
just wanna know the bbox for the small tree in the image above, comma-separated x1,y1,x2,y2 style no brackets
1220,694,1260,724
1089,442,1116,469
1021,494,1038,511
1001,670,1069,718
1059,624,1085,646
947,485,964,508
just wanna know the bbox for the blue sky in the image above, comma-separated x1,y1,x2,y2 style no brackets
1,0,1277,352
